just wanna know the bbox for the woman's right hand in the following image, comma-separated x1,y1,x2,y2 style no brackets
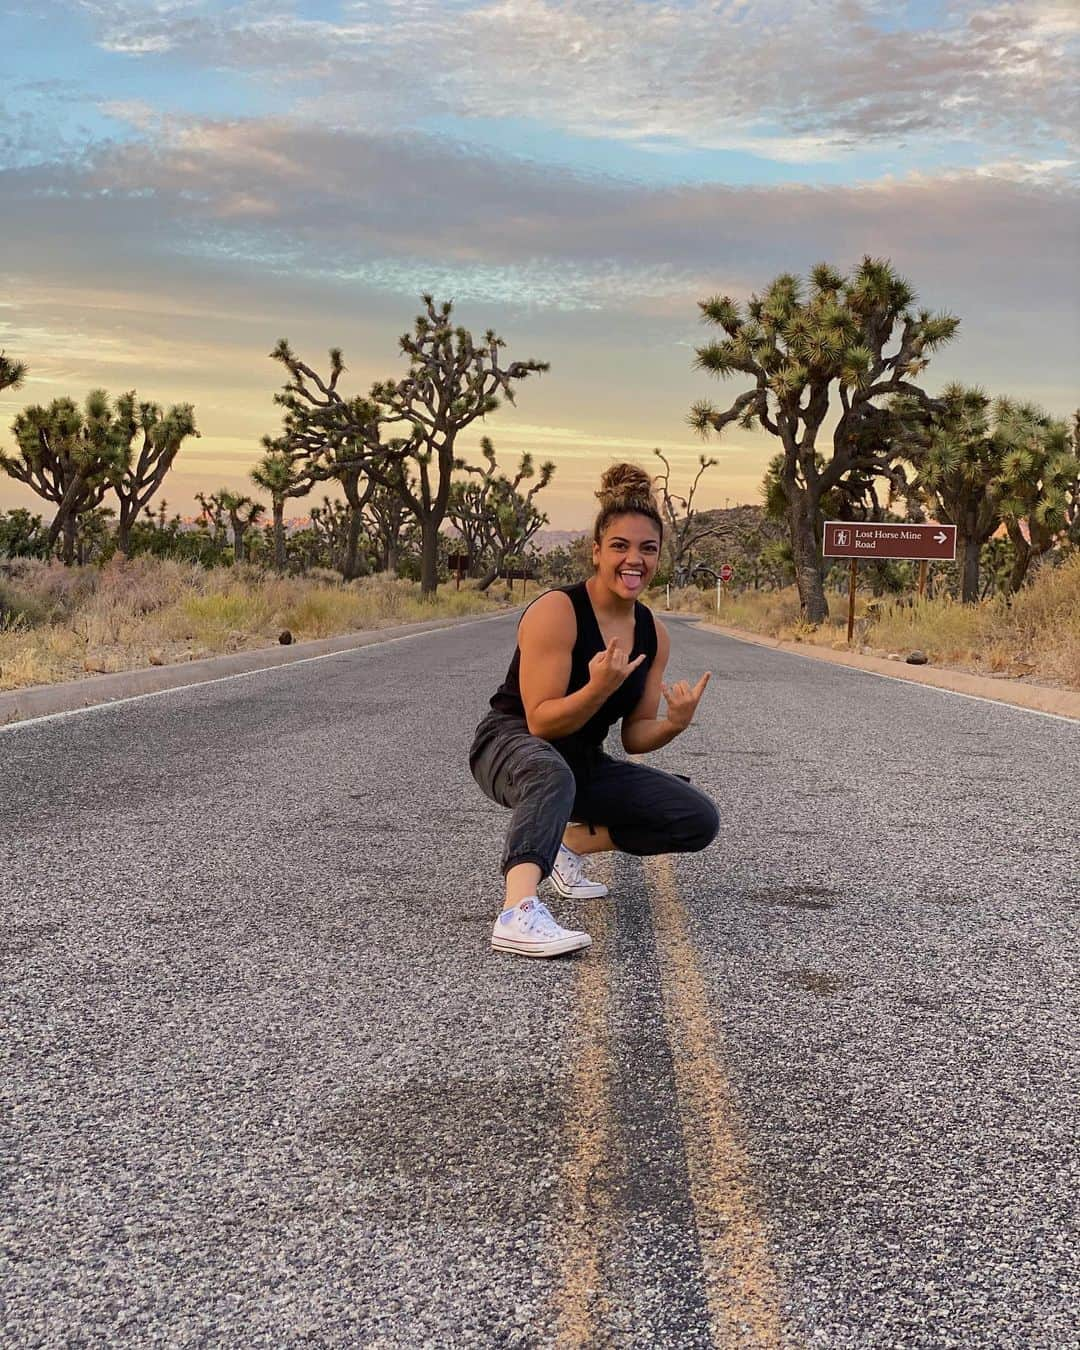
587,637,646,698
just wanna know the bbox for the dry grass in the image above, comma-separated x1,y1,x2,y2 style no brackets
0,557,511,691
6,554,1076,693
661,554,1080,690
664,585,806,636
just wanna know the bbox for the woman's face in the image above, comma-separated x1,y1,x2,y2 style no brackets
592,513,662,600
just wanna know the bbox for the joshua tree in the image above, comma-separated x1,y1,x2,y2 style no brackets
1067,412,1080,554
363,468,414,574
466,440,554,590
0,350,27,393
892,387,1071,602
0,390,124,562
215,490,264,564
996,413,1079,591
448,437,555,586
272,295,549,595
690,258,958,622
251,443,314,573
1,388,195,562
0,507,46,559
307,498,355,573
73,504,117,565
108,393,198,554
761,446,906,594
446,441,500,574
194,491,230,552
538,535,593,586
319,440,392,580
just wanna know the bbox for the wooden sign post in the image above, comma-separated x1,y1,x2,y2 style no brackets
823,521,958,644
446,552,469,589
501,564,536,597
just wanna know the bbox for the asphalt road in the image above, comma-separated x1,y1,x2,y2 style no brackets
1,612,1077,1348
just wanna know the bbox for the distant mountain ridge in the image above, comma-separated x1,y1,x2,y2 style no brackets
532,529,588,553
533,506,772,556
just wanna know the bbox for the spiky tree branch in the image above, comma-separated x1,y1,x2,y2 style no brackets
652,448,722,582
0,351,27,394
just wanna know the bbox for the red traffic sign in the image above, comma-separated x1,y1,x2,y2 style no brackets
719,563,734,582
823,520,956,561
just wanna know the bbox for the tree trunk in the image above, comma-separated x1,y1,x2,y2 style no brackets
116,507,133,557
273,501,286,573
419,518,439,597
1007,551,1026,594
46,473,86,556
62,513,78,566
342,506,363,580
1005,527,1032,594
787,494,828,623
233,525,245,565
958,533,980,603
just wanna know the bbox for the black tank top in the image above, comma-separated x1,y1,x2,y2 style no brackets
489,581,658,765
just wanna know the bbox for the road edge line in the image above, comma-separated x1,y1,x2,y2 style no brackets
0,609,515,733
692,621,1080,725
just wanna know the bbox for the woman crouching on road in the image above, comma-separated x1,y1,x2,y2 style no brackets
469,462,720,958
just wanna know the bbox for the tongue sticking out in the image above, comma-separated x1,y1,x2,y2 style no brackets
620,571,644,593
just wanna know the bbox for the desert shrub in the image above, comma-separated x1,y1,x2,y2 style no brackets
0,559,99,625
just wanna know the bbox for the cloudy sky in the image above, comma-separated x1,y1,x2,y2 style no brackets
2,0,1077,527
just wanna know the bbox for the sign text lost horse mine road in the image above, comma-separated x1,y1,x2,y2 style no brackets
823,521,957,561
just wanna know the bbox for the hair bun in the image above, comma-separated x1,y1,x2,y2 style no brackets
596,462,656,510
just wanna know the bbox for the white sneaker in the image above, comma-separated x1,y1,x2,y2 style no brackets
549,844,609,900
491,898,592,958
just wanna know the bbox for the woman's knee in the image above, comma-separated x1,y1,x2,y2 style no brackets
517,750,576,810
673,792,720,852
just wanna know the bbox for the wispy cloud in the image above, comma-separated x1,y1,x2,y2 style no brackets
26,114,1067,314
65,0,1078,165
2,1,1076,523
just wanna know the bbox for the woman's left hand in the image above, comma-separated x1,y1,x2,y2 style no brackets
661,672,711,730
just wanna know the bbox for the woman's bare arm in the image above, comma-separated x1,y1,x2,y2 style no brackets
518,592,607,738
620,620,682,753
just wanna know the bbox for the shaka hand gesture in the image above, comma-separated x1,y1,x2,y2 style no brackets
661,672,711,730
588,637,646,698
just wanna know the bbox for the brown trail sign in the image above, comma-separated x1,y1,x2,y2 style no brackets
822,521,957,642
823,521,956,561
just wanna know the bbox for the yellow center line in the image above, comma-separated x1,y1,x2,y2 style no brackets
646,853,785,1349
553,862,616,1349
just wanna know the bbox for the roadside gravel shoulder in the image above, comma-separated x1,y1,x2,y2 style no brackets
0,609,516,727
694,620,1080,721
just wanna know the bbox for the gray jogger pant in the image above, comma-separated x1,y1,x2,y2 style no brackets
468,711,720,879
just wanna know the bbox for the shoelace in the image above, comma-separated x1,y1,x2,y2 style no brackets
557,848,586,885
524,902,564,938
